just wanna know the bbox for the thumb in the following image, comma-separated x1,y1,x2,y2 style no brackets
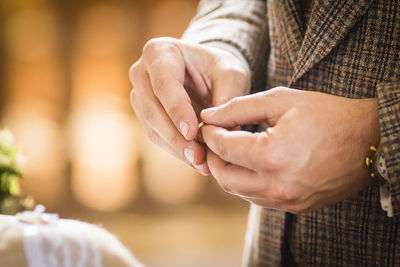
201,89,293,128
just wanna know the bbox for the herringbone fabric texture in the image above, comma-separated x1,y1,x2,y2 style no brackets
183,0,400,266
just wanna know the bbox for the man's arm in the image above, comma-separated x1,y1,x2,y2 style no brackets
182,0,268,89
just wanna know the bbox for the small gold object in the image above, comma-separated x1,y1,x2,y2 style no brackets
365,144,387,184
365,146,376,179
196,121,205,143
366,157,373,167
366,146,377,168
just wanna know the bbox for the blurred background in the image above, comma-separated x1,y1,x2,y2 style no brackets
0,0,249,266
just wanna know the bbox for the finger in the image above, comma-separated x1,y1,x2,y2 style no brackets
142,39,198,141
207,149,266,197
201,125,268,171
201,88,296,128
154,130,210,176
132,91,209,175
130,67,206,166
139,121,210,175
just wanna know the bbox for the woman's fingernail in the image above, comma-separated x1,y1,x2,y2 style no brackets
194,163,210,176
184,148,194,164
180,121,189,138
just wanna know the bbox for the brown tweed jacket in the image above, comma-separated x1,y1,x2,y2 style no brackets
183,0,400,266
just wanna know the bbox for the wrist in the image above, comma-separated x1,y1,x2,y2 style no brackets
349,98,380,183
355,98,380,147
201,41,250,73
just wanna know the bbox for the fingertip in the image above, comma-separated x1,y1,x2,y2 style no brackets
202,163,211,175
179,120,190,138
129,88,135,106
189,142,210,175
188,140,206,165
200,107,217,122
175,103,199,141
177,118,198,141
194,162,210,176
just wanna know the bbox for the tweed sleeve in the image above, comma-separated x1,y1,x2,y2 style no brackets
181,0,268,88
377,82,400,216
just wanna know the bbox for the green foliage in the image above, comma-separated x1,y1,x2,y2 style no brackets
0,129,24,214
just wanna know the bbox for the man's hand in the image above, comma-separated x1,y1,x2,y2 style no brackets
129,37,250,175
200,87,380,212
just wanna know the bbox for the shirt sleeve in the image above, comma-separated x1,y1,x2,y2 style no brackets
376,81,400,216
181,0,268,89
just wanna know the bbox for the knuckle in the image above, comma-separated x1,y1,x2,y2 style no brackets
214,138,228,159
129,87,135,100
130,89,137,108
228,96,241,109
169,133,181,148
270,182,294,202
218,180,234,194
145,128,159,146
258,134,287,172
268,86,298,100
154,79,185,102
260,148,285,171
129,61,143,86
142,39,160,58
270,86,289,94
270,184,288,202
129,62,140,79
141,104,158,126
166,105,180,122
223,97,240,118
142,37,176,61
270,182,303,206
148,133,158,146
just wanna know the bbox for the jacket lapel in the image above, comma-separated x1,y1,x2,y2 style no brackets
289,0,373,85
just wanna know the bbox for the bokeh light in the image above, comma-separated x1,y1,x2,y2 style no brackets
69,102,141,211
69,4,139,211
2,7,66,209
142,139,205,205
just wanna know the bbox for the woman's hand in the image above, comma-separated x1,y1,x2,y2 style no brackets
200,87,380,212
129,37,250,175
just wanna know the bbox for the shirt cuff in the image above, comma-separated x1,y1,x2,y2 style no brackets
196,41,251,79
380,185,394,217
